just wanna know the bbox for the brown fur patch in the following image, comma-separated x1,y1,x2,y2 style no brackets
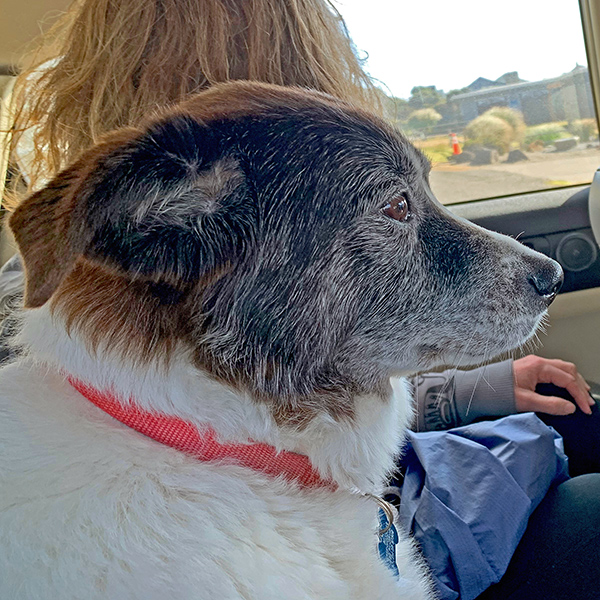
50,257,192,366
9,128,142,308
145,81,384,138
191,339,360,428
270,393,356,429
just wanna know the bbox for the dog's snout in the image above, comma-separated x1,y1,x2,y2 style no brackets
528,262,564,305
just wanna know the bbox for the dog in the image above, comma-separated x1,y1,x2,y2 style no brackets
0,81,562,599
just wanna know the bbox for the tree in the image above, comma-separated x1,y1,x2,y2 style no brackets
446,87,471,100
408,86,445,109
407,108,443,134
383,96,412,123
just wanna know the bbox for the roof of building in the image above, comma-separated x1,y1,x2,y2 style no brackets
452,66,587,101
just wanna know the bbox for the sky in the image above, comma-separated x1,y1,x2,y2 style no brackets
332,0,589,99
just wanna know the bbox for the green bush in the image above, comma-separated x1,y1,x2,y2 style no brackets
407,108,442,133
484,107,526,145
568,118,599,142
524,123,569,147
413,136,454,164
464,115,513,153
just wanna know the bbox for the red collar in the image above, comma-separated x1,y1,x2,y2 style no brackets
69,378,335,490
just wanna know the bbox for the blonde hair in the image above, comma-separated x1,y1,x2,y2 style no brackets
9,0,381,193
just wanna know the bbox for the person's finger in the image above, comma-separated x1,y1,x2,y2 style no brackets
538,365,593,415
539,358,578,376
562,378,593,414
577,373,594,400
572,370,593,396
542,359,593,393
516,390,576,415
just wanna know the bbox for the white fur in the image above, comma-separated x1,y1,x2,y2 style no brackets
0,307,433,599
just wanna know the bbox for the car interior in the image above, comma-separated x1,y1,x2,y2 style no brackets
1,0,600,392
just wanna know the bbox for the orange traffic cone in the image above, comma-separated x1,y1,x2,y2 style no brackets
450,133,462,155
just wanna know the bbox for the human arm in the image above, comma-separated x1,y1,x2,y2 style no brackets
0,254,24,364
411,359,516,431
411,355,594,432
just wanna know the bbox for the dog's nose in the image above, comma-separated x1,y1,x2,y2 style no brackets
528,262,564,305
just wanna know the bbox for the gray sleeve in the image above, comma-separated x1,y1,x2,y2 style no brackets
0,254,24,312
411,359,516,431
0,254,24,364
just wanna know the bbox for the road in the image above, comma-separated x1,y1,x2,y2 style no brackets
430,147,600,205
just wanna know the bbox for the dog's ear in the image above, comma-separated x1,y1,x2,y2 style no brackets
11,114,252,308
8,159,91,309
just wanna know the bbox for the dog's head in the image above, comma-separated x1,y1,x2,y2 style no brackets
10,81,562,419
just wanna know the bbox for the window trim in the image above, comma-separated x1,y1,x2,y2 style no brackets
580,0,600,129
437,3,600,207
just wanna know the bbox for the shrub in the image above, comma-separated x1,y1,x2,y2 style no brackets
483,107,526,145
413,135,453,164
568,118,599,142
524,123,569,147
463,115,513,154
407,108,442,133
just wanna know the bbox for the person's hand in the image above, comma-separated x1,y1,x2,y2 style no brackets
514,355,594,416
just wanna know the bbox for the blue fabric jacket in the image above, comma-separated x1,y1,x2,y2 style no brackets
392,413,569,600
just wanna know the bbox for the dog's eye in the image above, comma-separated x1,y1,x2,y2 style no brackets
382,196,410,222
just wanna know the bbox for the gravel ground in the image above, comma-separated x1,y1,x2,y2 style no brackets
431,146,600,205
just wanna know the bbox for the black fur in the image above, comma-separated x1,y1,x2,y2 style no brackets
77,115,253,282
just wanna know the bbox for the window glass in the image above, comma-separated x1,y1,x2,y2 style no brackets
333,0,598,204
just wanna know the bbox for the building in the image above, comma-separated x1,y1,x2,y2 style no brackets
450,66,595,126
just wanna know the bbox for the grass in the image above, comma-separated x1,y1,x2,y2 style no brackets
411,118,584,165
524,122,569,147
413,135,456,165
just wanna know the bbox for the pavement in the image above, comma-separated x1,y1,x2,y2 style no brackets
430,146,600,205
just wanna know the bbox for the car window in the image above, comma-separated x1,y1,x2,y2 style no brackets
333,0,599,205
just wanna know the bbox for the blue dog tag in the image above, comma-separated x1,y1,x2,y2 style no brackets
378,508,399,578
